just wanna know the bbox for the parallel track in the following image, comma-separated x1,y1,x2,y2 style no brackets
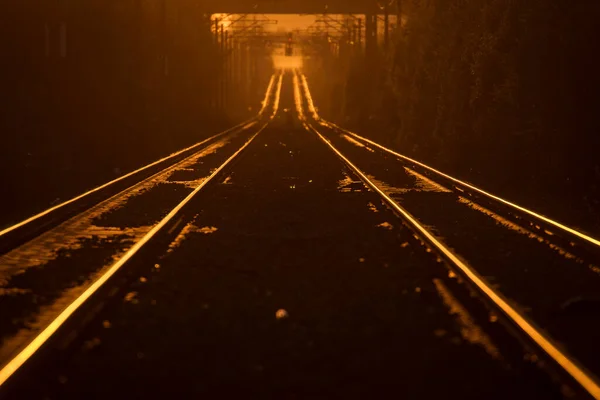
294,69,600,399
0,72,283,388
2,68,598,397
0,121,255,256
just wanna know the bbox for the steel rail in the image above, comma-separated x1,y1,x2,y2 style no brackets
0,122,247,239
0,72,283,388
0,121,271,389
295,71,600,396
320,120,600,248
307,120,600,399
0,73,280,241
272,72,284,118
258,73,277,116
295,71,600,248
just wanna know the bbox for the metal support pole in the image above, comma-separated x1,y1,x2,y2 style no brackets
384,3,390,50
220,25,225,111
247,44,252,106
214,18,219,45
252,25,258,101
228,35,233,110
397,0,402,26
236,41,242,101
365,14,376,60
241,43,248,107
233,40,237,99
357,18,362,50
224,30,229,110
212,19,219,110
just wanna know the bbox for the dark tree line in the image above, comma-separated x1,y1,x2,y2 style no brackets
0,1,225,226
342,0,600,232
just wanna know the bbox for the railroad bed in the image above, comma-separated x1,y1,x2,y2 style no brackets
0,71,598,399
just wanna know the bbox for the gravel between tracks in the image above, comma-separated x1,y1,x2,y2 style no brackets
319,124,600,375
16,74,565,399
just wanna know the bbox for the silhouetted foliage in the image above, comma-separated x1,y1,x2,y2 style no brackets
345,0,600,231
0,1,225,226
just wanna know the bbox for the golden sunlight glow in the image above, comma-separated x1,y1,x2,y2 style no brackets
0,121,256,240
272,72,283,118
211,14,315,33
322,121,600,248
211,13,233,30
300,74,319,120
272,55,303,70
265,14,316,31
0,128,268,386
306,121,600,399
298,71,600,248
0,80,277,388
293,70,306,121
299,74,600,398
433,279,500,358
259,74,276,116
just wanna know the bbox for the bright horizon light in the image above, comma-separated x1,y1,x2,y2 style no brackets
272,54,303,69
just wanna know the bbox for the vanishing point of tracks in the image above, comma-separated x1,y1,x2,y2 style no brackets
295,69,600,399
0,70,599,398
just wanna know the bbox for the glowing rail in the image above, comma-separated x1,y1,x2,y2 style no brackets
308,122,600,399
0,126,272,389
293,70,306,121
0,73,281,242
300,73,319,120
271,71,284,118
300,74,600,399
259,73,277,116
0,76,282,388
297,72,600,249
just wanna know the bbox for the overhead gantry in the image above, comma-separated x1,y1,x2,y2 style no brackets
201,0,381,14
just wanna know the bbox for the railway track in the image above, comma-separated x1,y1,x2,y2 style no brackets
296,70,600,398
0,121,253,255
0,71,569,399
0,71,283,389
0,69,598,398
0,71,284,256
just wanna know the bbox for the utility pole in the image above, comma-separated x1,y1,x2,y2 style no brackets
241,42,249,109
212,18,219,111
384,2,390,50
236,40,243,109
357,18,362,52
161,0,168,135
227,33,233,111
223,31,230,111
220,25,225,112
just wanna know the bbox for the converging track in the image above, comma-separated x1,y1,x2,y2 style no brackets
0,72,282,388
0,70,598,399
296,70,600,398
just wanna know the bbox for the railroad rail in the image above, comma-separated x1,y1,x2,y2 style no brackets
0,71,287,257
1,69,598,398
294,69,600,399
0,128,255,256
0,72,283,388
